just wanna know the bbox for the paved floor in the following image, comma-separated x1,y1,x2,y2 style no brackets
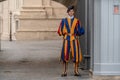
0,40,92,80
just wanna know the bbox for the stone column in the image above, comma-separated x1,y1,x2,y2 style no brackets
39,0,42,6
94,0,120,75
46,0,51,6
1,0,9,40
8,0,17,40
19,0,23,8
23,0,43,7
0,2,3,50
0,16,2,50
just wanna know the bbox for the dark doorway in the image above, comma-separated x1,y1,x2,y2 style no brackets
76,0,94,71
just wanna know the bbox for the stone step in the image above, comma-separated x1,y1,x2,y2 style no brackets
15,18,61,40
14,0,67,40
17,19,60,30
22,6,52,10
18,10,47,19
15,31,62,40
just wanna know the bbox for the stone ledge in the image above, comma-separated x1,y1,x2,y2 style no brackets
15,31,62,40
21,10,46,12
92,76,120,80
22,6,60,9
16,16,65,19
16,15,63,19
16,30,57,32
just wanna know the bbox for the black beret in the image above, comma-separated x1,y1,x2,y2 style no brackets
67,6,74,13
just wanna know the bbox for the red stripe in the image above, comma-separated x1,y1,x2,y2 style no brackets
66,42,69,60
57,22,62,35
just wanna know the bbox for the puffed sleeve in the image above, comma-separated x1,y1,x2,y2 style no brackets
57,19,64,36
76,20,85,36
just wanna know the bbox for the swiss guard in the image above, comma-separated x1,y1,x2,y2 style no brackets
57,5,84,77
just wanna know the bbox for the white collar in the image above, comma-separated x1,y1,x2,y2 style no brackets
68,16,74,19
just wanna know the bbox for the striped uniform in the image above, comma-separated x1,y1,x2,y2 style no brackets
57,17,84,63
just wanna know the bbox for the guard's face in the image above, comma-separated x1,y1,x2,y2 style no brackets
68,9,74,17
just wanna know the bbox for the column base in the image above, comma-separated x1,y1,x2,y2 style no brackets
1,33,16,40
94,63,120,75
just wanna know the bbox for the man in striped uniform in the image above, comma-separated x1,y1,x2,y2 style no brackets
57,6,84,77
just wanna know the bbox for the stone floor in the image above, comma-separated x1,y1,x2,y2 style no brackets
1,40,120,80
0,40,92,80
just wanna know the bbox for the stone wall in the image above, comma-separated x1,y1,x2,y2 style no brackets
0,0,67,40
15,0,67,40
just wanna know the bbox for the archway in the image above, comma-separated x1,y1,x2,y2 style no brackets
53,0,77,7
53,0,78,14
0,0,94,79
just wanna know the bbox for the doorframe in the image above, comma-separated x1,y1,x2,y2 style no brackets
76,0,95,71
84,0,94,71
87,0,95,72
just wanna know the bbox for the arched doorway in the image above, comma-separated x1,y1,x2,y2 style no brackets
0,0,94,78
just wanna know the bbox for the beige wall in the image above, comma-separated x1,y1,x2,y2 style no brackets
0,0,22,40
0,0,67,40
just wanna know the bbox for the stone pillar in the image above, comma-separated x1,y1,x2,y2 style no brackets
8,0,20,40
23,0,43,6
46,0,51,6
39,0,42,6
1,0,9,40
19,0,23,8
94,0,120,75
0,16,2,50
0,2,3,50
10,0,24,40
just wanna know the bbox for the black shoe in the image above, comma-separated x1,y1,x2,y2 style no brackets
74,73,81,76
74,72,81,76
61,73,67,77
